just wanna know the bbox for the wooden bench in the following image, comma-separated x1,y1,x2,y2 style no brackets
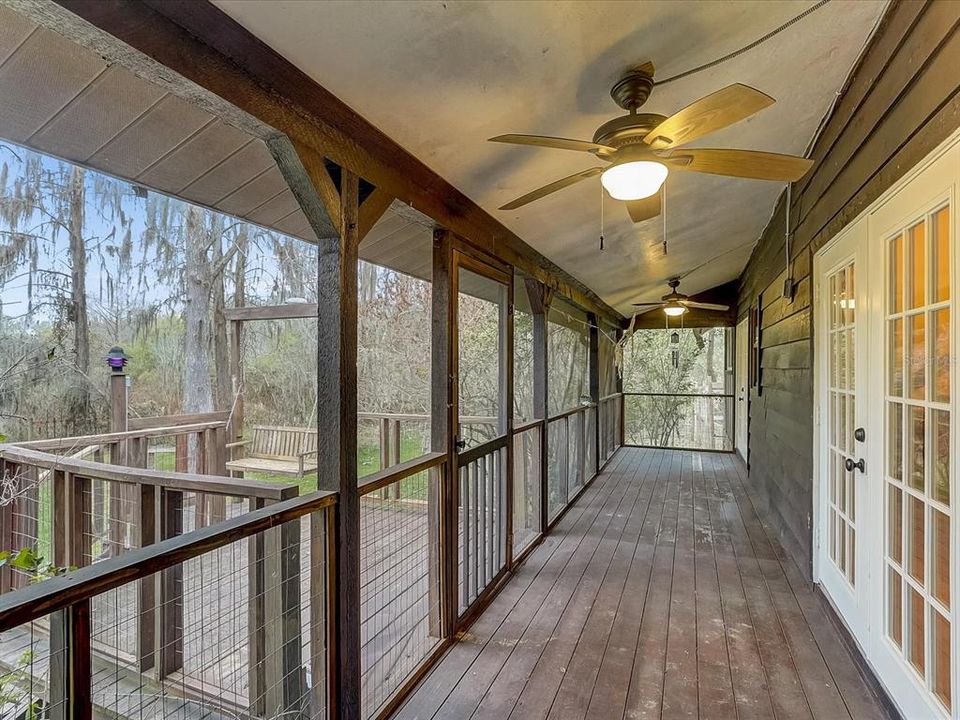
226,425,318,480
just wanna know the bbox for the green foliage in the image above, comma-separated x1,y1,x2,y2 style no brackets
0,547,73,583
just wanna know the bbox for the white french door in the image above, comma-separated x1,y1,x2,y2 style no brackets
816,215,869,639
816,134,959,718
735,317,749,461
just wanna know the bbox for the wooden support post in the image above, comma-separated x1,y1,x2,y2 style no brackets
159,488,183,678
616,328,625,448
503,270,515,567
588,313,600,478
313,163,361,720
431,228,454,638
230,318,245,448
138,484,157,673
524,278,553,531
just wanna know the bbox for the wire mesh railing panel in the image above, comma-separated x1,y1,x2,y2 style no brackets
624,393,733,451
89,511,329,720
359,463,441,718
546,419,567,522
566,412,584,501
584,406,597,484
511,425,541,555
0,612,69,719
458,446,506,615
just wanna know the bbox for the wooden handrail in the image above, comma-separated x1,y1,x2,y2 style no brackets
622,392,734,398
547,403,597,423
14,421,227,451
0,445,297,500
457,435,508,466
358,452,445,495
358,411,496,424
128,411,230,431
598,392,624,403
0,489,337,632
512,418,543,434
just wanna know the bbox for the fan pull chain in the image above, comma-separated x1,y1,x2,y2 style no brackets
662,182,668,255
599,182,605,252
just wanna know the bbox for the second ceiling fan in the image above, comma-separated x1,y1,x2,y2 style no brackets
491,62,814,224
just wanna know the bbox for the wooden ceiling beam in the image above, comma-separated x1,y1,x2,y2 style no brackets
49,0,623,324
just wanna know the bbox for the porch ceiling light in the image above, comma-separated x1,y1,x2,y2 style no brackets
663,302,687,317
600,160,668,201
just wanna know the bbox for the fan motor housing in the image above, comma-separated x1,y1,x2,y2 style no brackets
593,113,668,149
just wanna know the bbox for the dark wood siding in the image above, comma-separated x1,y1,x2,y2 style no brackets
737,0,960,578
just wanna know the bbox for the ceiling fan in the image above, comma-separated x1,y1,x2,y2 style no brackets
490,62,814,224
633,278,729,317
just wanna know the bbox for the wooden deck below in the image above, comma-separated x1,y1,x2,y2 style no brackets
393,447,896,720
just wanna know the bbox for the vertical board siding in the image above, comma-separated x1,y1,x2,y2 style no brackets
736,0,960,578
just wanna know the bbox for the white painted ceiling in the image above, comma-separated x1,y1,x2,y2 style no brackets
215,0,886,314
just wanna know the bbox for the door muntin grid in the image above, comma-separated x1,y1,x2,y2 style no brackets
884,204,953,713
827,260,858,587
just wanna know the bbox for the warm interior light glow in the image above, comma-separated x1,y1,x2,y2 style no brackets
601,161,668,201
663,302,687,317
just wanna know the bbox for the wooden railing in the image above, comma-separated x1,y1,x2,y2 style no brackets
545,403,598,524
0,487,336,718
0,437,300,714
0,401,623,719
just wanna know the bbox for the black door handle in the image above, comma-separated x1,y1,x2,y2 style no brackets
845,457,865,473
454,436,466,451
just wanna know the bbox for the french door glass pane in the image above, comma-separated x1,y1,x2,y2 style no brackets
932,609,951,709
933,409,950,505
888,484,903,565
908,313,926,401
908,586,926,676
932,509,950,609
890,233,904,313
907,495,925,585
908,221,926,310
933,309,950,403
889,567,903,647
889,318,903,397
932,207,950,303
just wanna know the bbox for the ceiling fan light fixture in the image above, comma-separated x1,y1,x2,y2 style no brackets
663,302,687,317
600,160,668,201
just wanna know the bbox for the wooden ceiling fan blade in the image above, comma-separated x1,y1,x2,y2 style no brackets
682,300,730,311
489,134,615,155
625,190,661,223
632,302,665,307
659,148,813,181
643,84,774,148
499,167,604,210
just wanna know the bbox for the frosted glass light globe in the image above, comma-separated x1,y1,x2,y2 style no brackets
600,161,668,201
663,303,687,317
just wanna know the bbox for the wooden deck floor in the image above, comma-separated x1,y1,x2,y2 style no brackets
393,447,895,720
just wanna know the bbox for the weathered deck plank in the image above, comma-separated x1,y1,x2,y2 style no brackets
394,447,896,720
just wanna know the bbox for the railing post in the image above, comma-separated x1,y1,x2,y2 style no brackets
138,484,157,673
159,487,183,678
68,599,92,720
